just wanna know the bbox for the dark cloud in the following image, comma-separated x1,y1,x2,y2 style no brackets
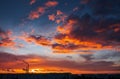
67,14,120,42
66,14,97,40
26,13,120,53
80,54,93,61
0,28,8,39
0,51,48,69
66,56,73,59
19,0,120,53
52,43,80,51
0,51,17,63
92,50,120,61
53,13,120,52
40,59,120,72
88,0,120,16
80,0,90,4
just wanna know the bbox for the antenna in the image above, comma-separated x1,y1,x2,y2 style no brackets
15,57,30,73
21,59,29,73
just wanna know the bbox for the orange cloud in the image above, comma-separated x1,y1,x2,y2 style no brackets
0,29,12,39
51,15,120,53
22,35,51,46
28,6,46,20
57,10,63,15
0,38,15,47
56,20,61,24
45,1,58,7
0,51,120,74
48,14,56,21
28,11,40,20
48,10,67,24
22,14,120,53
37,7,45,13
52,35,103,53
28,1,58,20
0,29,16,48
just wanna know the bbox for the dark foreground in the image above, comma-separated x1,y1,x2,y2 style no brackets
0,73,120,79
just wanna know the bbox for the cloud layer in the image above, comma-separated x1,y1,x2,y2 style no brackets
0,51,120,73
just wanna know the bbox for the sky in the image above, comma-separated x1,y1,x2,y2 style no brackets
0,0,120,74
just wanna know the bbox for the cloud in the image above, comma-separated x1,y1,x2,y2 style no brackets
28,7,46,20
0,51,17,63
48,14,56,21
45,1,58,7
23,35,51,46
28,11,40,20
0,51,120,73
30,0,36,5
43,60,120,72
0,28,15,47
52,15,101,52
27,0,120,53
28,1,58,20
48,10,67,24
0,29,24,49
0,51,47,68
0,28,12,39
0,38,15,47
26,13,120,53
28,7,45,20
57,10,63,15
37,7,45,13
92,50,120,63
51,13,120,53
80,54,93,61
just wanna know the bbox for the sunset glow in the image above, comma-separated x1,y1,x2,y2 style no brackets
0,0,120,74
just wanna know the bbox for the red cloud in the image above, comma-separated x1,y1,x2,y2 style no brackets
45,1,58,7
37,7,45,13
30,0,36,5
